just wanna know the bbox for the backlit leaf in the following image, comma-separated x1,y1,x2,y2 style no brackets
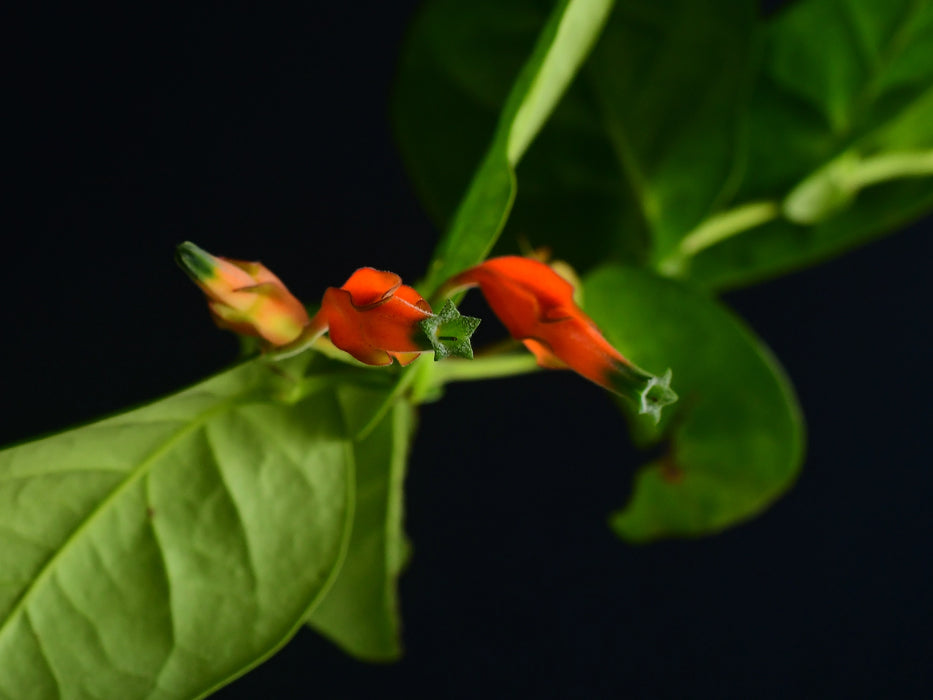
583,266,805,540
0,357,354,698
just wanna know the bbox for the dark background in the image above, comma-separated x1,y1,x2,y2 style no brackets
3,3,931,698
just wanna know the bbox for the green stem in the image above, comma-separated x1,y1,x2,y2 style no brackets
429,353,541,385
846,149,933,189
657,200,779,276
354,359,427,441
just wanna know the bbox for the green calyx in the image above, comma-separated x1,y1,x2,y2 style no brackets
609,364,678,424
175,241,218,281
638,369,678,424
418,299,481,361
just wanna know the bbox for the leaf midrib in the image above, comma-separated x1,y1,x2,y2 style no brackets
0,390,249,640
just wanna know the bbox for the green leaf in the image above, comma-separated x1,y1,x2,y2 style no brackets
682,0,933,288
394,0,758,274
403,0,614,294
308,390,415,662
396,0,933,290
0,357,355,698
582,266,804,540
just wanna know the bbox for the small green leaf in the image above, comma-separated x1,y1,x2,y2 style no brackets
419,299,482,360
308,391,415,662
583,266,805,540
0,357,356,698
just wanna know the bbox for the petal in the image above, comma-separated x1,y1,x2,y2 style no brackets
340,268,402,307
521,338,566,369
322,287,432,366
473,256,576,310
533,316,626,390
322,288,394,365
389,351,425,366
393,283,433,313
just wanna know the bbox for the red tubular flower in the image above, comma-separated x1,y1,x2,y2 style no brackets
312,267,435,366
442,256,676,420
176,242,309,346
310,268,480,366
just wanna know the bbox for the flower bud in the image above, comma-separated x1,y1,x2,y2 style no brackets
176,241,309,346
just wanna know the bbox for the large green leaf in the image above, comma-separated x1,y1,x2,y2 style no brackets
0,356,355,699
307,390,414,662
399,0,614,294
583,266,804,540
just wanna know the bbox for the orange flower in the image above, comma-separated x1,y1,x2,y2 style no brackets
176,242,309,346
310,268,480,366
442,256,676,420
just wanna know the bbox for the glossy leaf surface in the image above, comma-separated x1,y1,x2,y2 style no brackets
583,266,805,540
0,358,354,699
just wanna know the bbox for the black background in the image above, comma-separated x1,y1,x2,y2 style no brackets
3,2,931,698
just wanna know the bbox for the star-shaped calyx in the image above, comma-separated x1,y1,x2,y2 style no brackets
418,299,481,361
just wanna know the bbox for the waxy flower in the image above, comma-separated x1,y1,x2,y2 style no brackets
442,256,676,421
309,267,480,366
176,242,309,346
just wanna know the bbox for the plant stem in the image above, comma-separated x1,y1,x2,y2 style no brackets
846,149,933,189
429,353,541,385
656,200,779,276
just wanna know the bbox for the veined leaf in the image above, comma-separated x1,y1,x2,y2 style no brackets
399,0,614,294
307,389,415,662
583,266,804,540
0,357,354,699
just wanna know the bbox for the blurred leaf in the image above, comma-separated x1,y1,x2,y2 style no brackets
396,0,933,289
686,177,933,289
399,0,615,294
583,266,804,540
0,357,355,699
394,0,759,272
683,0,933,288
393,0,538,228
308,391,415,662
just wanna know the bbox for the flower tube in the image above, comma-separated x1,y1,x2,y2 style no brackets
441,256,676,420
309,267,480,366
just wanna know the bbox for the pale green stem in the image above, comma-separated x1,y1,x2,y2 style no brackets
846,149,933,189
678,200,780,257
429,353,541,385
657,200,779,276
355,357,428,440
